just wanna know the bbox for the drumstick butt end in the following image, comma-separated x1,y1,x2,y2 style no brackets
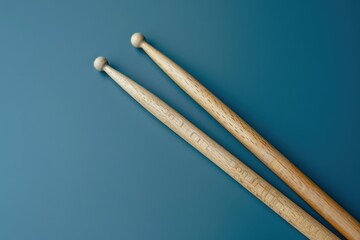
131,32,145,48
94,56,108,71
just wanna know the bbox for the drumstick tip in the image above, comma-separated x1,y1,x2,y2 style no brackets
131,32,145,48
94,56,108,71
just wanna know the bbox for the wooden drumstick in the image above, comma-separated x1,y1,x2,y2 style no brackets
130,33,360,239
93,56,338,239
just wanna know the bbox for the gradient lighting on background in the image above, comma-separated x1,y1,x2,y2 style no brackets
1,1,359,239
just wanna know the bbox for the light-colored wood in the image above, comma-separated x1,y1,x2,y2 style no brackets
94,56,339,239
130,33,360,240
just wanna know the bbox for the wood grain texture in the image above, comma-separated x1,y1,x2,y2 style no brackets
94,57,339,239
132,34,360,240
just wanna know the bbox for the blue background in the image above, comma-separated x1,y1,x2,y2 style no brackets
1,0,359,239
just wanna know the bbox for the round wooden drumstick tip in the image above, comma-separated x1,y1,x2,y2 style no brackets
94,56,108,71
131,32,145,48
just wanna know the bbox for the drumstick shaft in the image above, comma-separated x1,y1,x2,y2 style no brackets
94,57,338,239
131,34,360,240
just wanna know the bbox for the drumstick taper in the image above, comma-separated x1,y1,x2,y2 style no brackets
93,56,338,239
130,33,360,240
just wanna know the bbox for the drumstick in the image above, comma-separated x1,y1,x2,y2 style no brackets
93,56,338,239
130,33,360,240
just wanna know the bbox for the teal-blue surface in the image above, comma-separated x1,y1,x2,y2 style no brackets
1,1,359,239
